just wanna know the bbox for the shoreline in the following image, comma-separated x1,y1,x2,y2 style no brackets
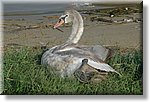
3,4,142,49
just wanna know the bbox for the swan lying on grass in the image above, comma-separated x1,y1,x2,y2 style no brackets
41,9,120,83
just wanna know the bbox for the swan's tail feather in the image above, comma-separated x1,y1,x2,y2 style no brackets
87,60,121,76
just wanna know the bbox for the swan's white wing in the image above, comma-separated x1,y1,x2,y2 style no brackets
87,60,121,75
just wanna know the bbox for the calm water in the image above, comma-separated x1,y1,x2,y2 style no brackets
4,3,74,20
3,3,111,20
4,3,71,15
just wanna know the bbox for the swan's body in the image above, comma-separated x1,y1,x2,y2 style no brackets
41,9,120,78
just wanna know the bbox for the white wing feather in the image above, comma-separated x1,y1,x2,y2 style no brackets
87,60,121,75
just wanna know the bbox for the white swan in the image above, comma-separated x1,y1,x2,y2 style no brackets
41,9,120,80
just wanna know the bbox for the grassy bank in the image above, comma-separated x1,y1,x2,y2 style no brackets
3,46,143,95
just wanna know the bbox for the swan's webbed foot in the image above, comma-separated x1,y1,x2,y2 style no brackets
74,59,93,83
74,69,94,83
74,59,108,83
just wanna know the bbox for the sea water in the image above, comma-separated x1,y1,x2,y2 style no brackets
3,3,111,20
3,3,71,20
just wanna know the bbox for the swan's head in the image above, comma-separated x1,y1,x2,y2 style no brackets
53,10,75,29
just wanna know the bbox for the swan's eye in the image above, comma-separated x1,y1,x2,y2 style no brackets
59,14,69,23
65,14,69,17
60,15,68,19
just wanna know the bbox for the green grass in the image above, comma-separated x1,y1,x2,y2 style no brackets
3,46,143,95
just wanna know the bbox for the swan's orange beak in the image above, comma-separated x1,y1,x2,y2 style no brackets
53,19,64,29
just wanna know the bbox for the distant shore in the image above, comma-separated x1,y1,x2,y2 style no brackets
3,3,142,49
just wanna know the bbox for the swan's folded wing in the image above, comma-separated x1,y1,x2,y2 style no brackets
87,59,121,75
90,45,110,61
75,45,112,61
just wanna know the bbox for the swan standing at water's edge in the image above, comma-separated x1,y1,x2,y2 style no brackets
41,9,120,81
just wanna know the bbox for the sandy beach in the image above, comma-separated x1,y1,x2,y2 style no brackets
3,3,142,49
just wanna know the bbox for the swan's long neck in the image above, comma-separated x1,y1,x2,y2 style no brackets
65,12,84,44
